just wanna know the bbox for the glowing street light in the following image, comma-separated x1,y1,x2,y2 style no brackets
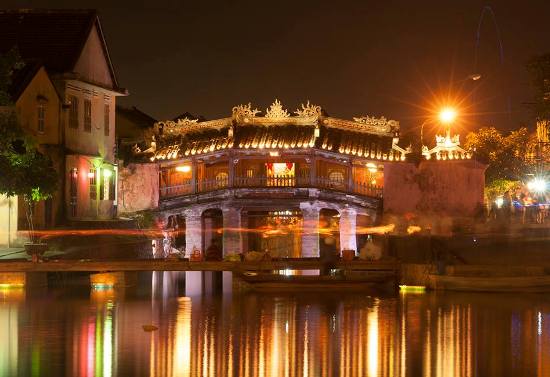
527,178,547,193
439,107,457,124
420,106,459,147
175,165,191,173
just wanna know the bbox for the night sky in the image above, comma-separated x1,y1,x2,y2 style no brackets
5,0,550,135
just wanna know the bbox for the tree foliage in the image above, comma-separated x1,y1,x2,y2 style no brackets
527,54,550,120
464,126,535,184
0,49,58,202
0,49,58,241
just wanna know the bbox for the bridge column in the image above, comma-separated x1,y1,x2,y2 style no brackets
185,211,202,258
300,203,320,257
222,207,242,256
340,207,357,253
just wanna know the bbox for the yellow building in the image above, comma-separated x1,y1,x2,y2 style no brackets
0,9,127,246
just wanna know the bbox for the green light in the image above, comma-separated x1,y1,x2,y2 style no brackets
103,169,112,178
399,285,426,293
92,284,114,290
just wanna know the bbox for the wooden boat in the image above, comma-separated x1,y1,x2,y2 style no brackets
235,271,396,292
428,274,550,293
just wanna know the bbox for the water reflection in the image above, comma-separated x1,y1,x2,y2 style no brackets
1,273,550,376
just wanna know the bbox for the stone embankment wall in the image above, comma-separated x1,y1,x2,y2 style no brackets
383,160,486,234
118,163,159,214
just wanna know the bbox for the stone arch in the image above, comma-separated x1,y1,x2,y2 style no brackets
201,208,223,260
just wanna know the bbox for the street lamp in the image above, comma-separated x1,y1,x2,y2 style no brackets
420,107,458,148
439,107,457,124
527,178,547,193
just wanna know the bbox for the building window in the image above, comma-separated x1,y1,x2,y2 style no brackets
104,104,110,136
37,104,45,132
328,170,345,187
89,168,97,200
70,168,78,217
99,169,115,201
266,162,295,187
84,99,92,132
69,96,79,129
215,172,228,187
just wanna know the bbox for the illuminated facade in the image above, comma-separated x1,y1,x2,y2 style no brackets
0,9,127,236
135,99,411,257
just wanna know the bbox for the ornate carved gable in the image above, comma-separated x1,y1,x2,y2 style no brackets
232,103,261,121
294,101,322,117
265,99,290,119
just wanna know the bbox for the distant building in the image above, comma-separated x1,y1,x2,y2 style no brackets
115,105,156,163
0,9,127,245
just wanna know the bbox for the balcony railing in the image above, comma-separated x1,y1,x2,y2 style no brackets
160,175,382,199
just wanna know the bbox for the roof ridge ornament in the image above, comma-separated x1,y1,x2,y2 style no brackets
265,99,290,119
294,101,322,117
175,117,199,125
232,103,261,121
352,115,400,133
156,117,231,136
422,129,471,160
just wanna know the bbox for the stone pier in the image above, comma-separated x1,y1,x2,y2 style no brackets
339,207,357,253
185,210,202,257
300,203,320,257
222,207,242,256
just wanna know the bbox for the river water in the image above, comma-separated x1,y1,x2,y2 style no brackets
1,271,549,377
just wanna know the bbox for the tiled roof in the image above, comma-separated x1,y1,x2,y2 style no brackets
0,9,119,88
237,125,316,149
152,124,402,161
154,129,233,160
8,60,43,100
147,100,409,162
319,127,396,159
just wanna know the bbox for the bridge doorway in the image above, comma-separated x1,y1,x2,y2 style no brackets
356,214,374,254
171,215,186,250
319,209,340,258
202,209,223,260
245,210,302,258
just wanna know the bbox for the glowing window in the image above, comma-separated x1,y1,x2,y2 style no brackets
329,170,345,187
266,163,295,177
215,172,228,187
89,168,96,200
266,163,295,186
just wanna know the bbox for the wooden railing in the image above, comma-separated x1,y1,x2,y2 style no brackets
160,176,382,199
159,179,193,197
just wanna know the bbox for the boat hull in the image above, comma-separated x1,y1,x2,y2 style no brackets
235,273,395,292
428,274,550,293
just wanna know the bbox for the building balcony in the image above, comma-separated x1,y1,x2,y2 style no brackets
159,175,382,200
